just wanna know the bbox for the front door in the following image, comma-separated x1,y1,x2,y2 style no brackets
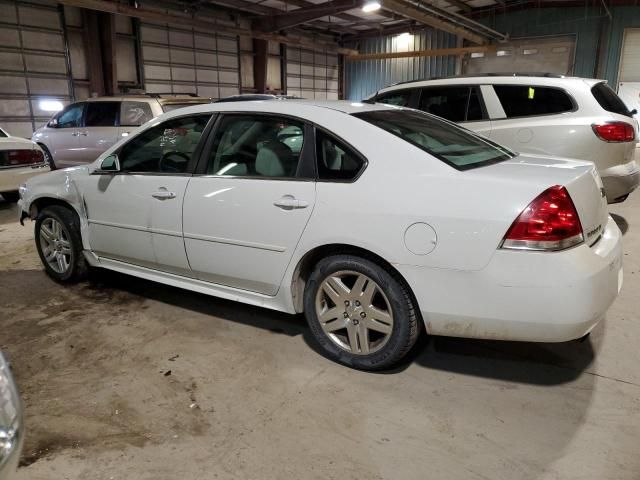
46,102,85,168
183,114,316,296
80,114,212,275
77,101,120,163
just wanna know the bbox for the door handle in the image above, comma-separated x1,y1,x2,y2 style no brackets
152,190,176,200
71,132,79,137
273,195,309,210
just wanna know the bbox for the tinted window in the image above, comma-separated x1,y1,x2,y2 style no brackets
493,85,574,118
120,101,154,126
374,90,413,107
55,103,84,128
118,115,210,173
316,130,364,180
354,109,514,170
85,102,119,127
206,115,305,178
591,82,632,117
0,129,7,138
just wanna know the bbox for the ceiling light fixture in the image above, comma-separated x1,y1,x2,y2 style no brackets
362,1,381,12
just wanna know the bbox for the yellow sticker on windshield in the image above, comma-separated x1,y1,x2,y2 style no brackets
528,87,535,99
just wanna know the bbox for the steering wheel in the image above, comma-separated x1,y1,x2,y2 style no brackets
159,151,190,173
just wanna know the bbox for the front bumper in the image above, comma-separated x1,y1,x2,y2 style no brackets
601,160,640,203
397,216,623,342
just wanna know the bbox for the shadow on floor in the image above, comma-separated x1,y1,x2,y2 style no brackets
90,269,595,386
611,213,628,235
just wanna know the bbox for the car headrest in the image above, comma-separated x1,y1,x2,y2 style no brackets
256,141,294,177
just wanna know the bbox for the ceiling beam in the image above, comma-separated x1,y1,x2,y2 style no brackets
381,0,487,44
346,44,496,60
253,0,361,32
58,0,358,54
443,0,473,13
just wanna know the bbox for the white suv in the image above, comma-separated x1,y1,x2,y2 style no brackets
32,94,211,169
370,75,640,203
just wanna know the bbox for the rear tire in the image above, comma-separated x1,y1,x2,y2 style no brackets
304,255,420,371
1,191,19,203
35,205,88,282
38,144,56,170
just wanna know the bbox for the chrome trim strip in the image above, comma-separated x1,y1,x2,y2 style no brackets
183,232,286,252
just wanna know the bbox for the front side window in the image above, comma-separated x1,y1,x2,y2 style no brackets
0,128,7,138
316,130,364,180
85,102,119,127
493,85,574,118
374,90,413,107
354,109,514,170
54,103,84,128
120,101,154,126
206,115,305,178
118,114,211,173
418,86,485,122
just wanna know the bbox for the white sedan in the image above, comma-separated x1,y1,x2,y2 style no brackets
0,127,49,203
18,100,623,370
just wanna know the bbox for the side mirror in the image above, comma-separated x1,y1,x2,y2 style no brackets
631,109,638,116
48,118,58,128
97,153,120,173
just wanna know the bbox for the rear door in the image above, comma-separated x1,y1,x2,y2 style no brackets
183,113,316,296
417,86,492,136
78,102,120,162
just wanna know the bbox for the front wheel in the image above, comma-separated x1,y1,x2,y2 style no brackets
35,205,88,282
38,144,56,170
304,255,420,370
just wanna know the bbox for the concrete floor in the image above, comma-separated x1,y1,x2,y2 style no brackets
0,193,639,480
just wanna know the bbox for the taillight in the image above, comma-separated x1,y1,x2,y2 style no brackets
6,149,44,166
592,122,635,142
501,185,583,251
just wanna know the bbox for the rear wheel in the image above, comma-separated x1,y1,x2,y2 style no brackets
35,205,88,282
304,255,420,370
1,191,19,203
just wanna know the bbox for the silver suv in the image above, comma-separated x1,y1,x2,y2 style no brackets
33,94,211,169
370,74,639,203
0,353,22,480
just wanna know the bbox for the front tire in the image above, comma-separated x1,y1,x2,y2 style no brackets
1,191,19,203
304,255,420,371
35,205,88,282
38,144,56,170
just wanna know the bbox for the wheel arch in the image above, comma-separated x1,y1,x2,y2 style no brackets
290,243,420,315
28,196,82,224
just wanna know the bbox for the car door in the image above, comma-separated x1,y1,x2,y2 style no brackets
417,86,492,137
80,113,213,275
77,101,121,163
45,102,85,167
183,113,316,296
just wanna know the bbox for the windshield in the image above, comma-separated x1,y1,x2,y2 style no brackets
353,109,515,170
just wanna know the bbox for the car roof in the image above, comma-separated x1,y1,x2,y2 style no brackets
81,94,210,103
159,99,399,119
375,74,605,95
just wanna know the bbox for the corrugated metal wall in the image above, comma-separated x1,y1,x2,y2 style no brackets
345,30,457,100
600,6,640,86
286,47,339,99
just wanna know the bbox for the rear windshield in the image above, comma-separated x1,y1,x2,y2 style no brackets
353,109,515,170
591,82,632,117
161,102,207,113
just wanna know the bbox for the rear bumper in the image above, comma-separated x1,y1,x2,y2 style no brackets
397,216,623,342
0,164,50,193
600,160,640,203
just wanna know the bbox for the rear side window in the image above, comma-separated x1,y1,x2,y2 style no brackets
374,90,413,107
591,82,632,117
120,101,154,126
493,85,574,118
85,102,119,127
354,109,514,170
316,130,365,180
418,86,485,122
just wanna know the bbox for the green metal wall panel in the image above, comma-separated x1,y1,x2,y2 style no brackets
601,6,640,86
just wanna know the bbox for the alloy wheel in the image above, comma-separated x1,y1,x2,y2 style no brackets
39,217,72,274
315,270,394,355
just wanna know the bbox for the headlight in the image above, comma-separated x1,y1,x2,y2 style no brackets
0,353,22,470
